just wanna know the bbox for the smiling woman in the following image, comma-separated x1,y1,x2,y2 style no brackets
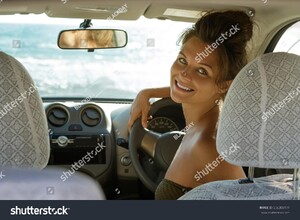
129,10,254,200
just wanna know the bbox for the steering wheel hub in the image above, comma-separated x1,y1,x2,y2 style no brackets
154,132,184,171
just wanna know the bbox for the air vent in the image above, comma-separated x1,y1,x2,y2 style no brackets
81,107,101,127
47,106,69,127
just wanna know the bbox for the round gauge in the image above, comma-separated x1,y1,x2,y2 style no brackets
147,117,179,133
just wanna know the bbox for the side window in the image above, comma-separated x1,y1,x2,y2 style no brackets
273,21,300,55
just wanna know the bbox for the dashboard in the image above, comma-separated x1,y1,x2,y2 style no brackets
43,98,185,199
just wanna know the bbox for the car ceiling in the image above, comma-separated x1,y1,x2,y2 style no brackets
1,0,300,58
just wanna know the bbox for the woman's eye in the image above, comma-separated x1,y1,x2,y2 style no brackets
197,67,208,76
178,57,187,64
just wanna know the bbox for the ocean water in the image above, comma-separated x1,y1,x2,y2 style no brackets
1,15,300,100
0,21,189,100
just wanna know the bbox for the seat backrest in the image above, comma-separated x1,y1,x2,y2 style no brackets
217,52,300,169
0,168,106,200
0,52,105,200
0,51,49,168
180,52,300,200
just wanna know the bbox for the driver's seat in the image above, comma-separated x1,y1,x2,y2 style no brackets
180,52,300,200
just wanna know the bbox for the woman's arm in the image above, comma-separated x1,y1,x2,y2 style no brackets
128,87,170,129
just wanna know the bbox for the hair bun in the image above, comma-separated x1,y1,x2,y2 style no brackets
223,10,254,43
195,10,254,48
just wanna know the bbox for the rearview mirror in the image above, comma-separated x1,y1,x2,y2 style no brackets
58,29,127,49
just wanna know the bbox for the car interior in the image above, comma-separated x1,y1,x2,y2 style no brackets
0,0,300,200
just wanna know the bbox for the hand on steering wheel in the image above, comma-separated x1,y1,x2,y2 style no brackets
128,98,185,192
128,89,152,130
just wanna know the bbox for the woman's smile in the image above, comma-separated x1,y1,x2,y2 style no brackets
175,80,194,92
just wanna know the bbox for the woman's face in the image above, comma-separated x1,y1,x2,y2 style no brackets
170,36,222,106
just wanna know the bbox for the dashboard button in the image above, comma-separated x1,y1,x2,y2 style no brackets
57,136,69,147
69,124,83,131
121,155,131,166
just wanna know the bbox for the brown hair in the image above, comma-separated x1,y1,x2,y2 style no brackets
178,10,254,101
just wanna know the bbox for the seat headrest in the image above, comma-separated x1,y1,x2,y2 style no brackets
0,52,50,168
217,52,300,169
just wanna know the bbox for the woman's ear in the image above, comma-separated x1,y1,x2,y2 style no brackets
218,80,233,94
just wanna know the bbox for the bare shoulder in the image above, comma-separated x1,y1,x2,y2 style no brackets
191,136,246,185
191,136,218,162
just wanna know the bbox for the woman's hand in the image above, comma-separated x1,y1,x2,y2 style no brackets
128,89,152,130
128,87,171,131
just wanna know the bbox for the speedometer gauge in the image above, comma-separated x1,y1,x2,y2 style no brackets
147,117,179,133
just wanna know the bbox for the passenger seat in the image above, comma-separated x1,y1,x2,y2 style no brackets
0,51,105,199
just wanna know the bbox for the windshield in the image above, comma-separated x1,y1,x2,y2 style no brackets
0,14,192,100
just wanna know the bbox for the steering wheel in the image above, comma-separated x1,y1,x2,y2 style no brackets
129,98,185,192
